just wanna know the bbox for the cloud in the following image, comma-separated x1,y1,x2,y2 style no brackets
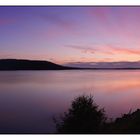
106,45,140,55
65,61,140,68
87,7,111,23
40,13,74,29
0,19,15,25
65,44,115,55
38,13,80,40
65,43,140,56
66,45,96,54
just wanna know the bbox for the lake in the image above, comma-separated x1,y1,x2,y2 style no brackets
0,70,140,133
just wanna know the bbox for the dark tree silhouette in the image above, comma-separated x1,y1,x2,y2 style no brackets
54,95,106,134
109,109,140,134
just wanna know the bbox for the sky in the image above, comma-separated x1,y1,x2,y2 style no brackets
1,6,140,64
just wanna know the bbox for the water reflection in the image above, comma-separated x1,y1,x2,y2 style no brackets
0,70,140,133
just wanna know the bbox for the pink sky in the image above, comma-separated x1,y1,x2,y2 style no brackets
1,7,140,64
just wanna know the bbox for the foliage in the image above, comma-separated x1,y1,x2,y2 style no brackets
54,95,106,134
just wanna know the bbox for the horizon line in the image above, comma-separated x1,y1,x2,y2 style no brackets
1,58,140,64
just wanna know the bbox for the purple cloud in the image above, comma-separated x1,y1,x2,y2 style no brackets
0,18,15,25
65,45,96,54
40,13,75,30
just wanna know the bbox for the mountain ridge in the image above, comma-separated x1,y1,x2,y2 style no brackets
0,59,74,70
65,61,140,69
1,59,140,70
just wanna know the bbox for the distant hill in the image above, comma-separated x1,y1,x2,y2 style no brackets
1,59,140,71
0,59,74,70
65,61,140,69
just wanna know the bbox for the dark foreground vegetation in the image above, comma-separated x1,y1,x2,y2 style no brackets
54,95,140,134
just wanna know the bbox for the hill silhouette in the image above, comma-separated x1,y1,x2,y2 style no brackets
1,59,140,71
0,59,74,70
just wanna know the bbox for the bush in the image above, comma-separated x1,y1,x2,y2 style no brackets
54,95,106,134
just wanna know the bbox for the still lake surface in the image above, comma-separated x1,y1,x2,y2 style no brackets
0,70,140,133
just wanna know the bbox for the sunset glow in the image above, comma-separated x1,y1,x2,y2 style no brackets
1,7,140,64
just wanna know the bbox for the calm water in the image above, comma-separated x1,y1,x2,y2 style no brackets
0,70,140,133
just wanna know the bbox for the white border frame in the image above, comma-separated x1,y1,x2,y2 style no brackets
0,0,140,5
0,2,140,140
